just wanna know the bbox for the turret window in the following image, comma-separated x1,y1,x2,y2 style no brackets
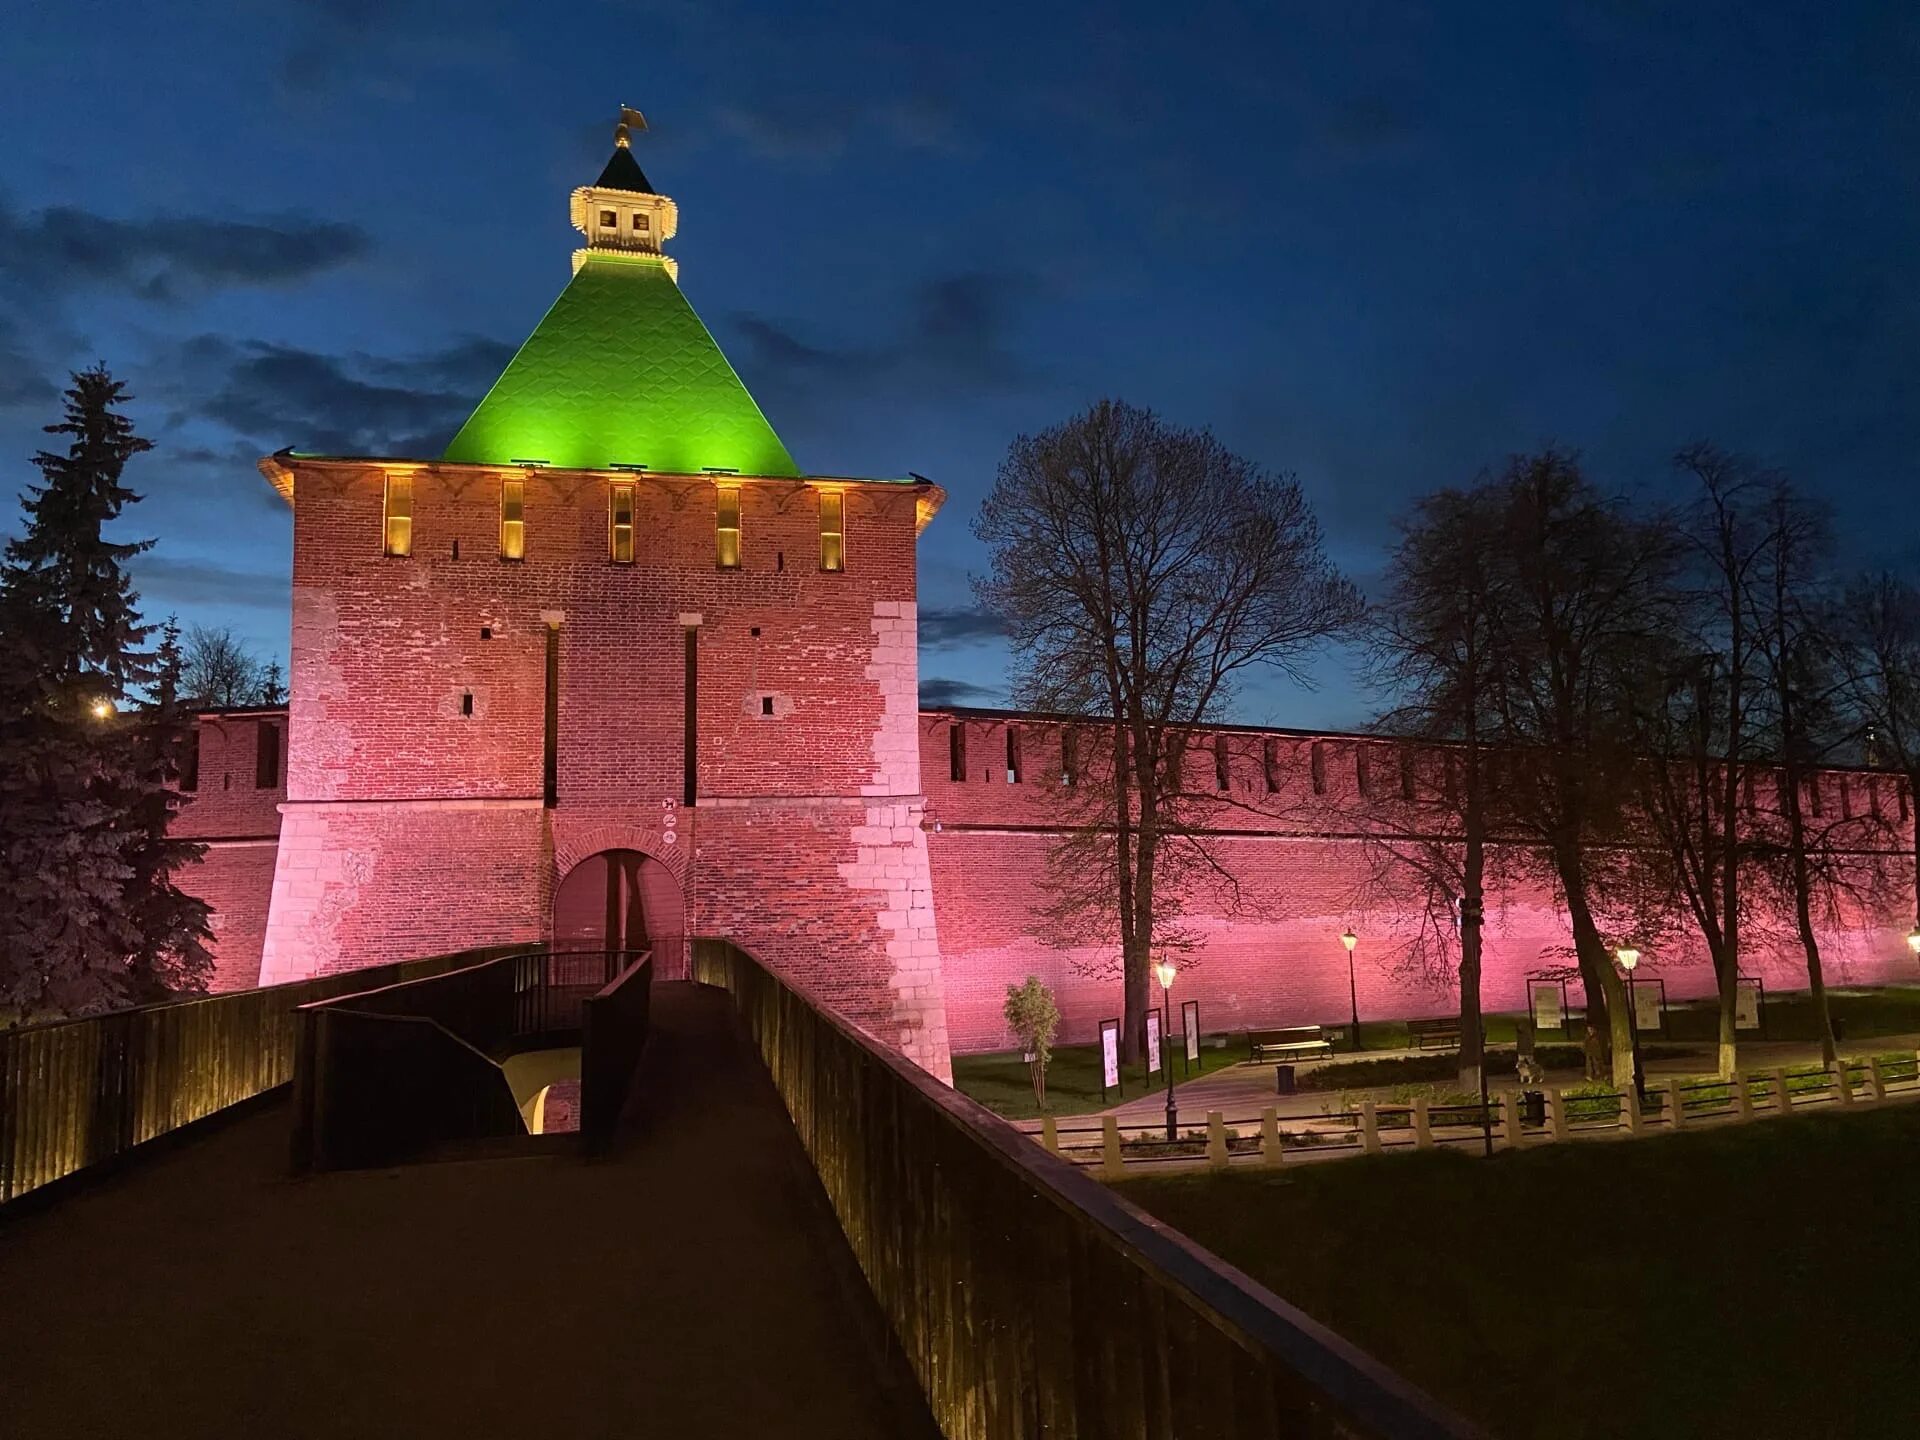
632,213,650,232
609,482,635,564
500,479,525,561
599,209,616,227
819,492,845,572
715,486,741,569
382,474,412,557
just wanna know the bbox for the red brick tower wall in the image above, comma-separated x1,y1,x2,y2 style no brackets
256,460,952,1077
171,711,286,991
922,712,1920,1053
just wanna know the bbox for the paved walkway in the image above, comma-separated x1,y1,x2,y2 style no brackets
0,983,936,1440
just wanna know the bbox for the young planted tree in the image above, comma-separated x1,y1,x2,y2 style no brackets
976,401,1360,1060
0,368,210,1018
1002,976,1061,1109
1366,485,1503,1091
1476,451,1679,1085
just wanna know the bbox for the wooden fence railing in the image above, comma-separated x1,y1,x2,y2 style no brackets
0,945,523,1205
691,938,1481,1440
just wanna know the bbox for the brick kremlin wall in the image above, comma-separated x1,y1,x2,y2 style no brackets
172,710,286,991
922,711,1920,1054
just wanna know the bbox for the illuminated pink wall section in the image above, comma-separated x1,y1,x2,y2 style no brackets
171,711,287,991
922,713,1920,1053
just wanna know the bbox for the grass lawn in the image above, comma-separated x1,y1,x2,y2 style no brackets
1118,1104,1920,1439
952,1040,1245,1118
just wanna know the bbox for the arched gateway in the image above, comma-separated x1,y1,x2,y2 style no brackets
553,849,686,980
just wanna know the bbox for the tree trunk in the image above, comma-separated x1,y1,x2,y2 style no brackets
1791,844,1838,1068
1457,767,1487,1092
1558,853,1629,1085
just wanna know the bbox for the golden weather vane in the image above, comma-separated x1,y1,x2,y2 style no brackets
613,106,648,148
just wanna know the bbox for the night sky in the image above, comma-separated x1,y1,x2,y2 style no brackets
3,2,1915,728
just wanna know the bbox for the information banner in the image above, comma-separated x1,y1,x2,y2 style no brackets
1528,979,1565,1033
1735,978,1764,1032
1182,999,1201,1065
1631,978,1664,1033
1099,1018,1121,1097
1146,1009,1163,1075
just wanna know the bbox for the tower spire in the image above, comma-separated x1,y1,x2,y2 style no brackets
570,107,679,279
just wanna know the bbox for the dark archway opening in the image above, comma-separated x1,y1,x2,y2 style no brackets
553,849,687,979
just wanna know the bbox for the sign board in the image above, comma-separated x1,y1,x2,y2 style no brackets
1631,978,1664,1033
1099,1018,1121,1097
1182,999,1201,1065
1146,1009,1163,1075
1528,979,1565,1033
1735,977,1764,1032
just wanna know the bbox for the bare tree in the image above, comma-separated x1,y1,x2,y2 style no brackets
1366,485,1503,1090
1835,571,1920,933
1475,451,1681,1085
183,624,267,708
1745,482,1895,1066
1626,446,1772,1078
975,401,1361,1060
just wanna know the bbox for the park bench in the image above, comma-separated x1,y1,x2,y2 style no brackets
1247,1026,1332,1063
1407,1018,1461,1051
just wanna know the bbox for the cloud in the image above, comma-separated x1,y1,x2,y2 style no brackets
0,313,55,409
0,197,370,303
918,604,1007,648
132,553,288,612
731,269,1034,405
714,93,959,164
920,676,1001,708
162,334,513,457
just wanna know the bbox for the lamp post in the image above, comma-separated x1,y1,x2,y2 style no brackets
1154,957,1178,1142
1615,946,1645,1105
1906,924,1920,959
1341,929,1361,1052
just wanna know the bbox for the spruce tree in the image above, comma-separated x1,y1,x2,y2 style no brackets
0,368,210,1019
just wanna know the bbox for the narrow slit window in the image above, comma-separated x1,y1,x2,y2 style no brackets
1355,746,1371,797
181,728,200,792
949,723,967,783
460,691,474,717
1061,728,1078,786
254,721,280,789
1309,741,1326,796
1262,737,1280,794
383,473,412,557
819,491,844,572
715,486,741,569
1006,727,1022,784
1214,735,1230,791
609,482,635,564
1399,747,1417,802
1806,776,1823,817
500,479,525,560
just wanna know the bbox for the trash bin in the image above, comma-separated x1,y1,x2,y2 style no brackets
1521,1090,1546,1127
1275,1064,1297,1095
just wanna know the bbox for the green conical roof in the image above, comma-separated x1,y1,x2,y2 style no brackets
442,252,799,477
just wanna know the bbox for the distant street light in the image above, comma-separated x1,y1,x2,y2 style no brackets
1906,925,1920,957
90,698,114,719
1615,946,1646,1105
1154,957,1178,1142
1341,929,1361,1052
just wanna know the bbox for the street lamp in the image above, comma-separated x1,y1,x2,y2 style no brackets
1906,924,1920,957
1153,957,1178,1141
1615,946,1645,1105
1341,929,1361,1052
89,698,114,720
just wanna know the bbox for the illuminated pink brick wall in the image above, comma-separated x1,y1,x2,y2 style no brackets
172,711,287,991
922,713,1920,1053
255,460,952,1077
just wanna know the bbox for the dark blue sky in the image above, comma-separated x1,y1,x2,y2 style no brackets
3,1,1916,727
